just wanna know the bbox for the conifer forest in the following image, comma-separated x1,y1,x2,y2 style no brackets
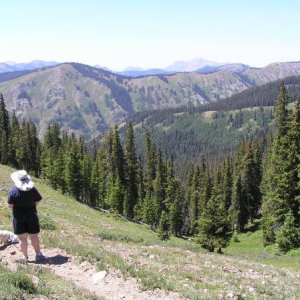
0,83,299,253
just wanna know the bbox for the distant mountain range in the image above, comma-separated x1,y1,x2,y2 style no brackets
117,57,225,77
0,60,59,73
1,61,300,140
0,59,249,78
0,57,227,76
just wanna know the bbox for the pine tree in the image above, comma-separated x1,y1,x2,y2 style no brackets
229,173,244,231
108,175,124,214
153,149,166,225
184,166,195,234
288,99,300,224
43,123,62,152
142,194,156,228
157,211,170,241
262,85,300,248
80,153,92,204
167,177,184,236
230,142,262,231
16,120,40,174
90,151,100,207
200,168,212,215
64,140,82,200
276,212,300,253
0,94,10,164
222,157,233,211
106,127,126,212
197,194,231,253
133,155,145,220
27,121,40,175
144,130,156,196
9,112,20,167
275,82,289,136
124,122,138,218
55,149,66,192
189,166,201,233
93,148,108,208
111,126,126,184
41,124,63,189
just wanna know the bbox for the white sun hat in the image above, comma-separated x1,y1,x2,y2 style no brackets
11,170,34,191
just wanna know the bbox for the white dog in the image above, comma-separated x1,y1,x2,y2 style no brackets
0,230,19,245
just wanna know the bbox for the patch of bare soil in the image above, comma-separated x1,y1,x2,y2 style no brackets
202,110,217,119
0,243,182,300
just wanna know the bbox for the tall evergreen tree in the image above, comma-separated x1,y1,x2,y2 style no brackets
144,130,156,196
157,210,170,241
167,177,184,236
189,166,201,233
90,147,109,208
134,155,145,220
107,126,126,212
142,194,156,228
153,149,166,225
0,94,10,164
262,85,300,249
230,142,262,231
111,126,126,184
124,122,138,218
64,139,82,200
222,157,233,211
41,124,63,189
229,173,244,231
275,82,289,136
108,175,124,214
80,153,92,204
288,99,300,224
9,112,20,167
17,120,40,174
197,193,231,253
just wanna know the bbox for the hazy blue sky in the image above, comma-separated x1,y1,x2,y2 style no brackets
1,0,299,70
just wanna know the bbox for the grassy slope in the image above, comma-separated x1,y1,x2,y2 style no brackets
1,164,300,299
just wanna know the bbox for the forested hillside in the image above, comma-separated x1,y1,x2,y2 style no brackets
0,84,299,254
130,107,273,178
128,75,300,176
1,62,300,140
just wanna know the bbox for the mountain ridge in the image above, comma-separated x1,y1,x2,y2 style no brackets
1,61,300,139
0,60,59,73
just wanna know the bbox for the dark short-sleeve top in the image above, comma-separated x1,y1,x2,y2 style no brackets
8,186,42,217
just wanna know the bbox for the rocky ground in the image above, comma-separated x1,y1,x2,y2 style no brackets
0,242,182,300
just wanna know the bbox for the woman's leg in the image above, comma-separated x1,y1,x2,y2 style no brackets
29,233,41,254
18,233,28,259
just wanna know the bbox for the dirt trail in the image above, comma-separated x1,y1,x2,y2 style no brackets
0,244,182,300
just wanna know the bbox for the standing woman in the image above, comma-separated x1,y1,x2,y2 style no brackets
8,170,45,262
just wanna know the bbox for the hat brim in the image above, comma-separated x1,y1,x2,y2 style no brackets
11,172,34,191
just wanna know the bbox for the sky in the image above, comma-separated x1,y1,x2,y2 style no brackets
1,0,300,70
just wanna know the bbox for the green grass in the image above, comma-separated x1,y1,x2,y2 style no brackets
0,263,101,300
1,163,300,299
226,229,300,271
0,265,36,299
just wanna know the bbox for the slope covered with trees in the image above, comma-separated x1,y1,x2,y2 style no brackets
1,85,300,253
128,75,300,177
